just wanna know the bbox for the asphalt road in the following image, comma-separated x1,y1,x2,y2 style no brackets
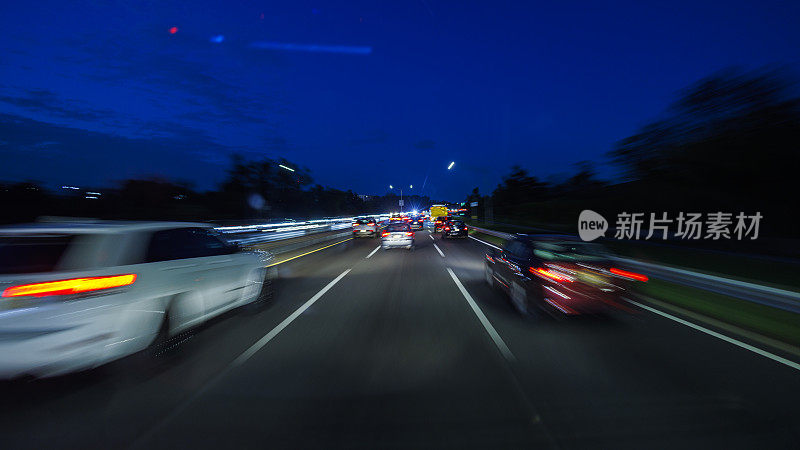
1,230,799,449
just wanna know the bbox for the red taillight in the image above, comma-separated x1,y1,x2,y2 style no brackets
444,227,450,231
381,232,389,237
529,267,573,283
406,232,413,236
352,223,358,227
369,222,375,226
610,268,648,282
2,274,137,298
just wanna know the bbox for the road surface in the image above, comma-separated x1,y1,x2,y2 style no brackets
1,230,799,449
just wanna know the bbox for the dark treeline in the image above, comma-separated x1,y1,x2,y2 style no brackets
470,68,800,238
0,156,438,224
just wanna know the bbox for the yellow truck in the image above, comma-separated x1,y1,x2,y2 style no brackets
429,205,448,220
429,205,449,232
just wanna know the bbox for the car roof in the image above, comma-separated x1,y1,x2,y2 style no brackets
0,220,214,235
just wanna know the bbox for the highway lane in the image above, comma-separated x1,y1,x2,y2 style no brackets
0,230,799,448
435,233,800,448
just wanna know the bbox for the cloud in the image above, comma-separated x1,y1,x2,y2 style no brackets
414,139,436,149
250,42,372,55
0,113,237,189
348,130,390,145
0,88,115,122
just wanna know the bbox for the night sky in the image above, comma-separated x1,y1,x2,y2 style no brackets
2,1,799,201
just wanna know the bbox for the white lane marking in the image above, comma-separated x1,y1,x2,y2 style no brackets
365,246,381,259
429,235,435,241
233,269,351,366
630,300,800,372
132,269,352,448
433,243,445,257
469,235,501,250
447,267,516,362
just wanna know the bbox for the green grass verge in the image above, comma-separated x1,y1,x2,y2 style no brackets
468,230,507,248
634,279,800,348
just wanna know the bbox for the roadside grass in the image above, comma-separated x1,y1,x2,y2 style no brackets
634,279,800,348
468,230,506,248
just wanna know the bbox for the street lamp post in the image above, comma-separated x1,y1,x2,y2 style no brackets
389,184,413,213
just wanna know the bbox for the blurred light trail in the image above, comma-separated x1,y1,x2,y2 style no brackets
169,26,178,34
447,161,455,170
279,164,295,172
210,35,225,43
250,42,372,55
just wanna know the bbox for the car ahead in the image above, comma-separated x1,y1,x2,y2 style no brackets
381,223,415,250
352,217,378,237
0,221,273,378
432,216,449,233
409,215,424,230
441,220,468,239
484,234,647,316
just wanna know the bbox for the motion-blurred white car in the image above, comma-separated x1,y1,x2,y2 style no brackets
381,222,415,250
0,221,273,378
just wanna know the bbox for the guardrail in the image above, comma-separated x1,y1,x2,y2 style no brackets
216,214,385,246
468,225,800,314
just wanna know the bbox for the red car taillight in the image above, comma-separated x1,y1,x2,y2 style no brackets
2,274,137,298
381,232,389,237
406,232,414,236
529,267,574,283
610,268,648,282
444,227,450,231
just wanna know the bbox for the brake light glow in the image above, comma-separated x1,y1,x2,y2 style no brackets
368,222,375,226
444,227,450,231
406,232,414,236
610,268,648,282
2,274,137,298
381,232,389,237
529,267,574,282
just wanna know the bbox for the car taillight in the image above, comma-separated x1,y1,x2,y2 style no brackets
406,232,413,236
610,268,648,282
369,223,375,226
2,274,137,298
352,223,358,227
381,232,389,237
444,227,450,231
529,267,574,283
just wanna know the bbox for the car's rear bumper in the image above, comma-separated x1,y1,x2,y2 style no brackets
443,231,467,237
0,294,162,378
381,238,414,248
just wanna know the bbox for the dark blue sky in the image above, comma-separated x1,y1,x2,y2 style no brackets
2,1,799,201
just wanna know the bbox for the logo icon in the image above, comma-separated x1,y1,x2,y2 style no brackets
578,210,608,241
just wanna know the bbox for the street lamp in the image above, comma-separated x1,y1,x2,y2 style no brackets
389,184,412,212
